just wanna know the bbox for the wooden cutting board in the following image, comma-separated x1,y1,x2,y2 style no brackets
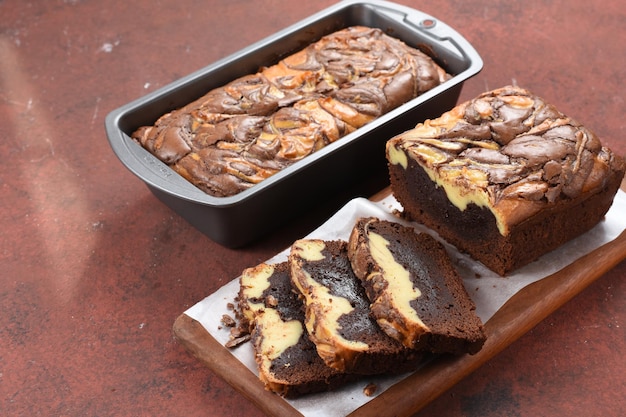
173,184,626,417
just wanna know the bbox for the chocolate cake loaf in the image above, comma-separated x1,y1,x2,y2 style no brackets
132,26,450,197
288,239,424,374
348,217,486,354
238,262,358,397
386,85,625,275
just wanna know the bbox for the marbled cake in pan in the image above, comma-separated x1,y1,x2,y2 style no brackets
105,0,483,247
132,26,450,197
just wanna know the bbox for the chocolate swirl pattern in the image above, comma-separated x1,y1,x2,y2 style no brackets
387,85,625,275
388,85,624,231
132,26,450,197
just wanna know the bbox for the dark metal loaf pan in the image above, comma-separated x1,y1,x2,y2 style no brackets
105,0,482,247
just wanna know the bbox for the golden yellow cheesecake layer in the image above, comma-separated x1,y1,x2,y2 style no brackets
366,229,428,338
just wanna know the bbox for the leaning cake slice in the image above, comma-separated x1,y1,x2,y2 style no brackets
238,262,358,397
288,239,423,374
386,85,625,275
348,217,486,355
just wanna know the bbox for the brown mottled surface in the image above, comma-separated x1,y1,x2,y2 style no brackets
0,0,624,416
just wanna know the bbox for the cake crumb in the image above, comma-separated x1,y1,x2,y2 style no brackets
221,309,251,349
225,334,250,348
363,383,377,396
230,326,247,338
221,314,236,328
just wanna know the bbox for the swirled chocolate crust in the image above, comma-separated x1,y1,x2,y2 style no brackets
132,26,450,197
289,239,424,375
238,262,359,397
348,217,485,354
387,85,625,275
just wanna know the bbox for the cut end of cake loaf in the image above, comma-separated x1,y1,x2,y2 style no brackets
348,217,486,355
238,262,359,397
386,85,625,275
288,239,424,375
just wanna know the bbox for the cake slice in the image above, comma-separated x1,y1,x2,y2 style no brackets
289,239,424,374
386,85,625,275
348,217,486,355
238,261,358,397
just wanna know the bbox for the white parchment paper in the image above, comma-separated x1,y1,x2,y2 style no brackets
185,190,626,417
